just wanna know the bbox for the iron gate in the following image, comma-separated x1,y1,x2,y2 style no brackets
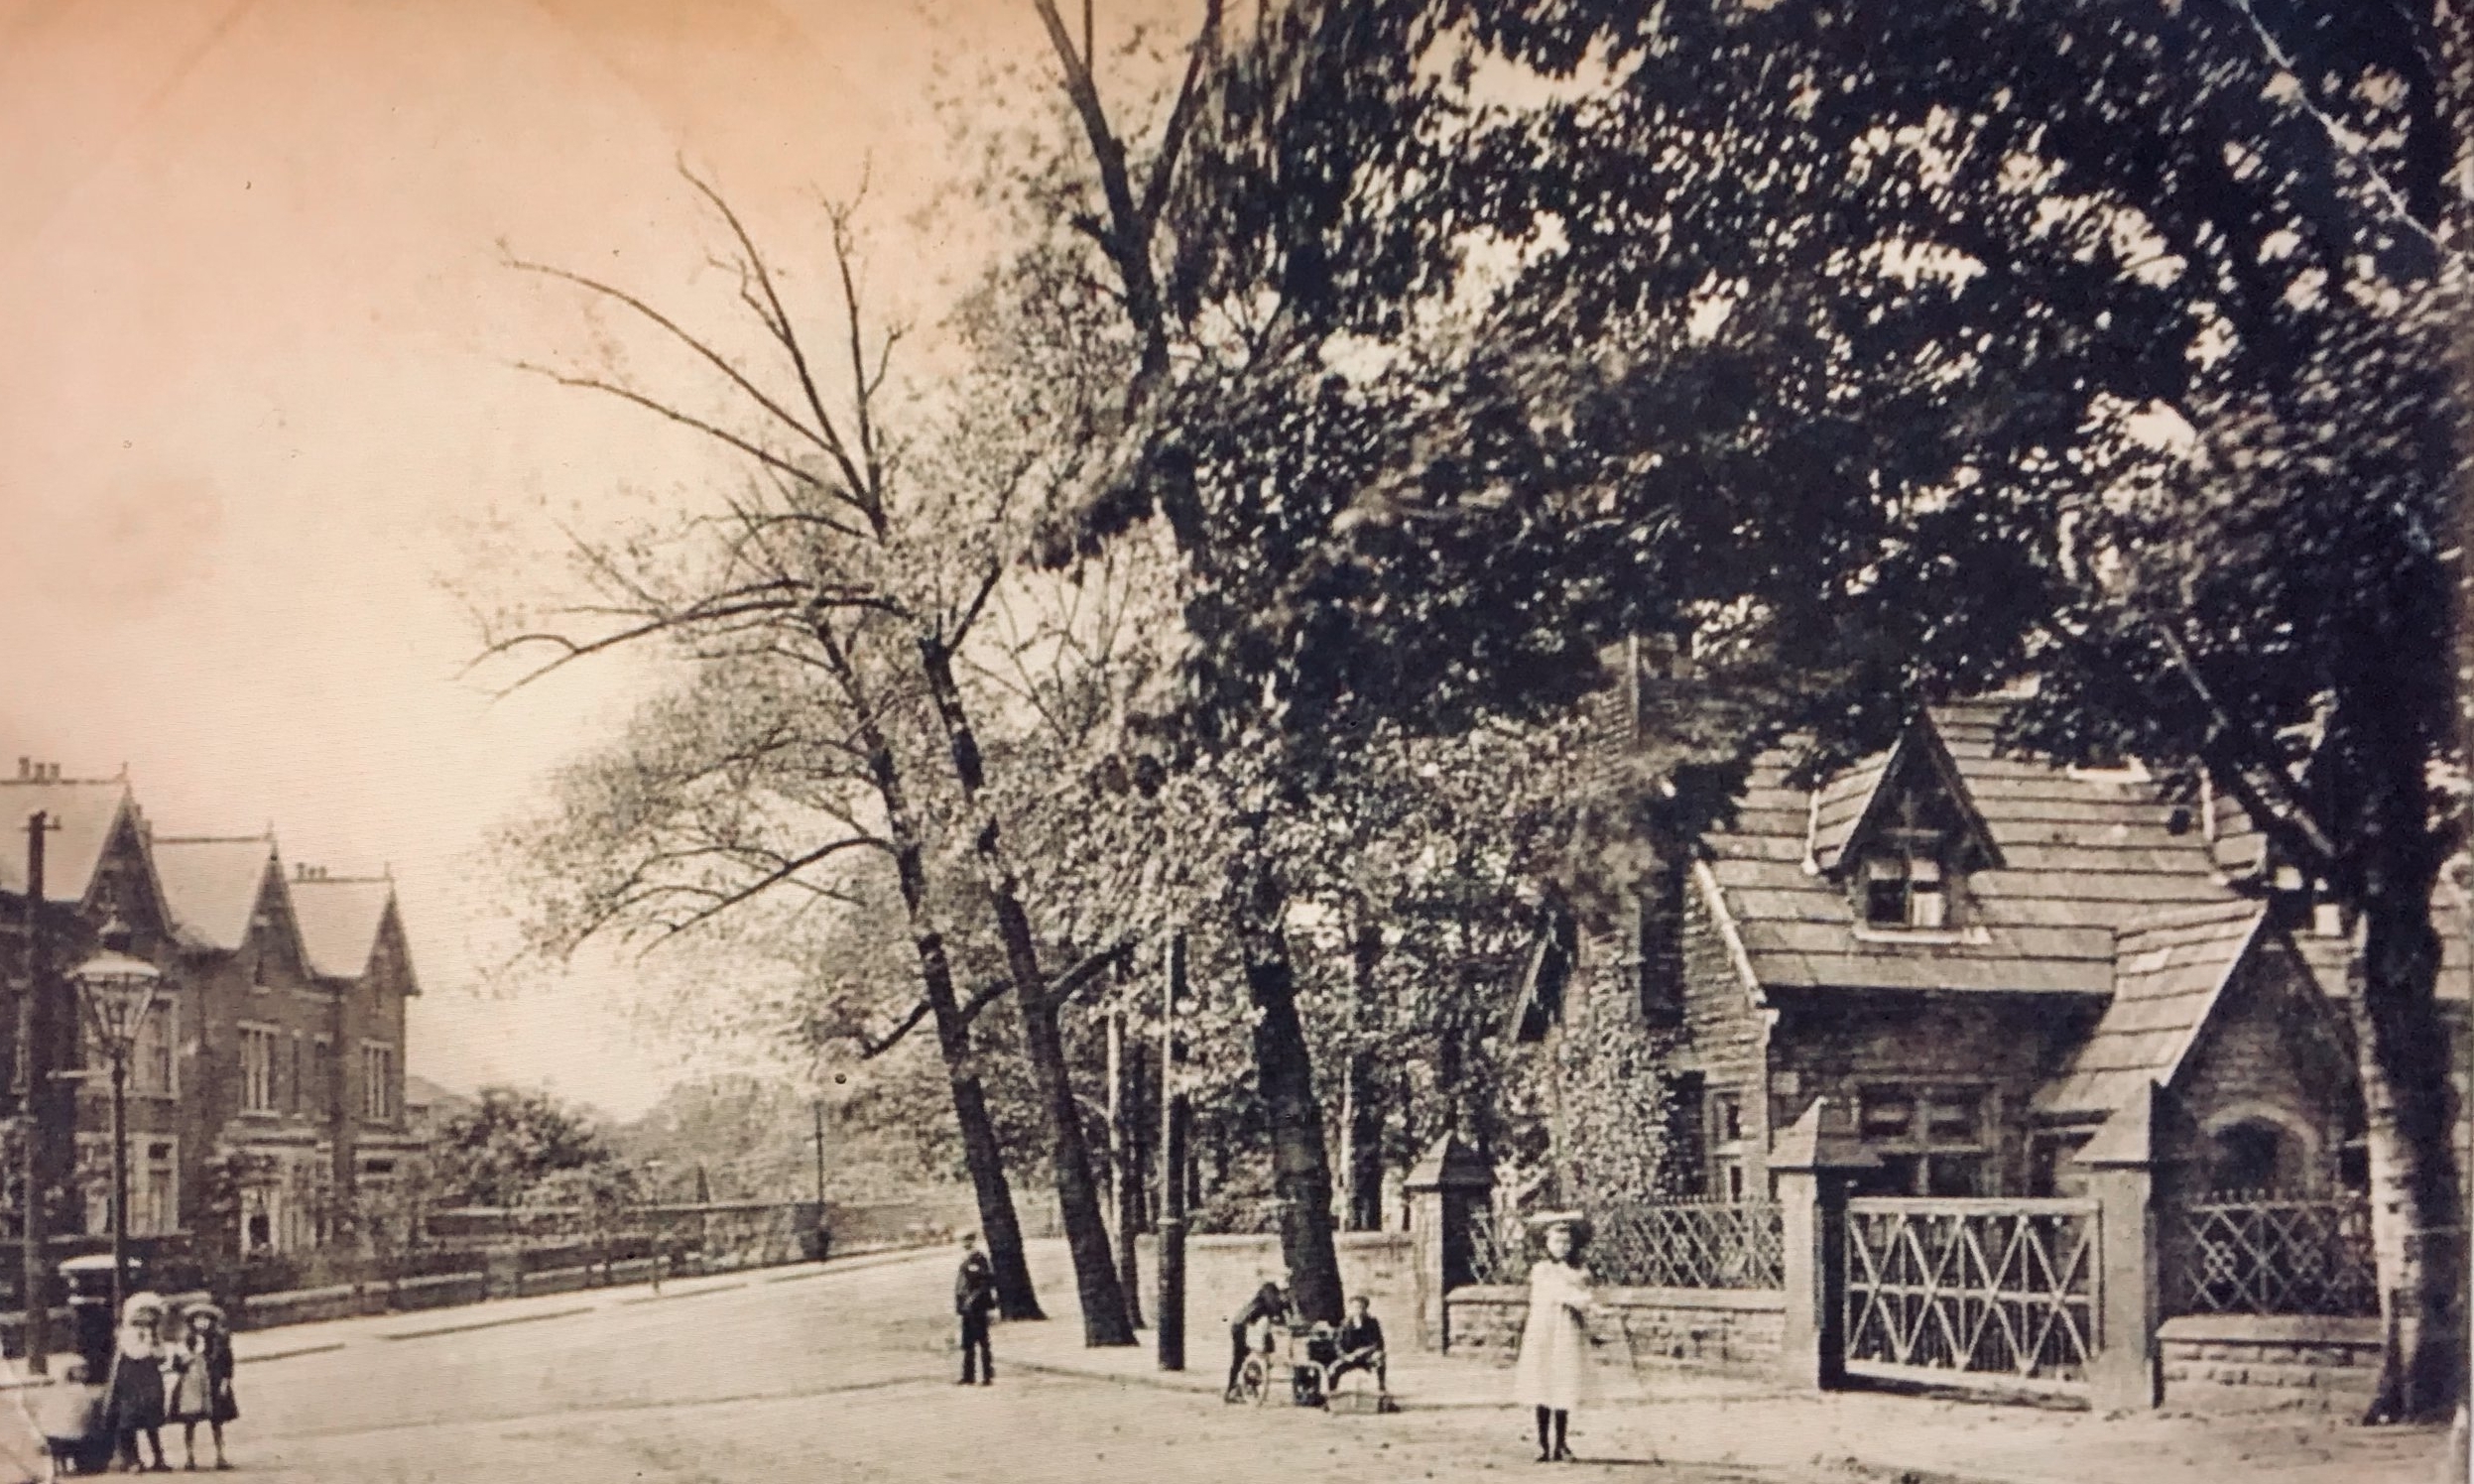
1844,1197,2100,1395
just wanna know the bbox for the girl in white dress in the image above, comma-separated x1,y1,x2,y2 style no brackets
1511,1213,1593,1462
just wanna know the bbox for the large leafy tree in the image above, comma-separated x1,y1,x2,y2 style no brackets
1041,0,2467,1414
483,177,1089,1325
431,1087,636,1210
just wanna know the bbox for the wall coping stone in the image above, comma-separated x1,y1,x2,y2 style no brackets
1148,1232,1410,1252
1449,1283,1786,1313
2157,1314,2382,1346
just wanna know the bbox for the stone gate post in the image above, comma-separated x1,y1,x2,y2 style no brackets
2077,1088,2164,1413
1406,1133,1493,1352
1773,1098,1877,1391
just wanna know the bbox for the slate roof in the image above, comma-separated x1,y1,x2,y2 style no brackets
290,875,396,980
1699,699,2241,995
152,836,278,952
2035,902,2265,1117
0,777,138,905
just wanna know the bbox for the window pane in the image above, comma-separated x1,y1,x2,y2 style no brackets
1909,887,1947,928
1859,1090,1915,1139
1908,856,1942,884
1865,880,1909,926
1925,1091,1981,1145
1714,1093,1743,1144
1925,1155,1985,1197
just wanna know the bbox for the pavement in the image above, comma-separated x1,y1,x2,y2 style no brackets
0,1239,2444,1483
992,1249,2461,1484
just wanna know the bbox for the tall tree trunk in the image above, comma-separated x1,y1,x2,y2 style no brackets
1107,1012,1144,1328
918,643,1135,1346
2354,867,2467,1422
1343,911,1387,1231
1233,851,1345,1324
830,635,1041,1320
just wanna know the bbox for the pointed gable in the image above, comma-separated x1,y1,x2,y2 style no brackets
1809,716,2002,879
0,776,140,906
153,836,280,953
2037,903,2265,1118
1697,696,2240,995
290,873,402,983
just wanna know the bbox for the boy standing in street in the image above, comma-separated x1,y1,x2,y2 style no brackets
954,1232,998,1385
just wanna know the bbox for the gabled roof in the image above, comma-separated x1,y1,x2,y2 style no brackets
290,874,397,981
403,1074,469,1117
1698,698,2241,995
152,836,279,952
2035,902,2265,1118
0,777,139,906
1808,718,2002,876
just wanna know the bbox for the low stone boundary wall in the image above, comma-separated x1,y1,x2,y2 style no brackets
1443,1284,1785,1375
1134,1230,1414,1330
2158,1314,2382,1407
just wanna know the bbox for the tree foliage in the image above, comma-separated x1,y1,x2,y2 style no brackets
431,1086,635,1210
1031,0,2465,1411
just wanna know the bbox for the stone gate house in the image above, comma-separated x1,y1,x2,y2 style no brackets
1509,697,2466,1210
1470,697,2470,1404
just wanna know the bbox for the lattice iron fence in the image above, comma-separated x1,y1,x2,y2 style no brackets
1465,1198,1785,1290
1844,1197,2099,1392
2166,1193,2377,1317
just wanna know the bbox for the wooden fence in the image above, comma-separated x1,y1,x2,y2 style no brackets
2164,1192,2377,1318
1842,1196,2100,1396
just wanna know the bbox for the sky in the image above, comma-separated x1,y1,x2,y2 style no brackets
0,0,1186,1119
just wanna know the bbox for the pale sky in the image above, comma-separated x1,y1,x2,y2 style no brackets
0,0,1179,1118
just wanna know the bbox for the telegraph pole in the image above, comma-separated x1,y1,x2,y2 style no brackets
1157,931,1188,1372
16,812,51,1375
811,1098,825,1206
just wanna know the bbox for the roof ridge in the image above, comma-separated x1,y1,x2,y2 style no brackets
152,833,276,846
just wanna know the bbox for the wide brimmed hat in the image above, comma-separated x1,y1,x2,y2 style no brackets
1527,1209,1591,1238
183,1301,226,1326
121,1292,165,1321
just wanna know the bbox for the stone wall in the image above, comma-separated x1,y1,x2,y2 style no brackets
1135,1231,1413,1331
2158,1314,2382,1409
2162,938,2357,1195
1443,1283,1784,1375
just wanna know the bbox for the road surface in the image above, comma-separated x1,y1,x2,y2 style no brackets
196,1247,1794,1483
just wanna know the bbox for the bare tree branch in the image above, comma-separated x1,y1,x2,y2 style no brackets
677,161,879,513
1139,0,1224,231
504,253,841,462
513,362,824,493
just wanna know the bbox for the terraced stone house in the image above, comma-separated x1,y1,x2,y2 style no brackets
0,760,421,1262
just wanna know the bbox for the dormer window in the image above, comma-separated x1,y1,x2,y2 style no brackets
1863,849,1947,929
1812,713,2003,937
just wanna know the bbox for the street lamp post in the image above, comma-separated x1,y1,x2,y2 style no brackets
67,921,162,1327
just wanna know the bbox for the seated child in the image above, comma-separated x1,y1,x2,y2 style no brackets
1331,1295,1388,1393
34,1361,100,1478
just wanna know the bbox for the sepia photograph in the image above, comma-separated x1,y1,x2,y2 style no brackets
0,1,2469,1479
